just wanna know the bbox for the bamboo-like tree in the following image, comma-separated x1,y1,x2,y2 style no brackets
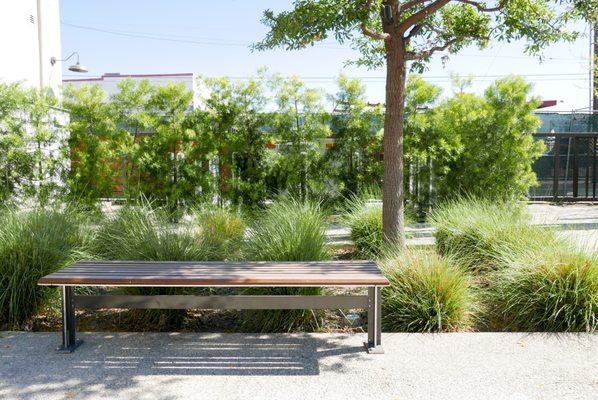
327,74,384,197
63,85,131,209
0,83,30,202
269,75,330,199
254,0,597,246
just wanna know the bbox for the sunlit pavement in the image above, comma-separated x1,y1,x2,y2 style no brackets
1,332,596,400
327,203,598,248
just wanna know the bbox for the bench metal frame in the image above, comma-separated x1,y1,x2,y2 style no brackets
58,285,384,354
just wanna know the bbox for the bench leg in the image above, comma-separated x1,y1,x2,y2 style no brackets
57,286,81,353
364,286,384,354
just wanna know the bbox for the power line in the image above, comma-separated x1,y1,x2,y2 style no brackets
63,73,588,81
61,21,589,60
60,21,348,50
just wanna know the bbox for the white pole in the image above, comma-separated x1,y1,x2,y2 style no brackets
36,0,44,88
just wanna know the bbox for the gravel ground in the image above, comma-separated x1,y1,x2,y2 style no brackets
1,331,596,400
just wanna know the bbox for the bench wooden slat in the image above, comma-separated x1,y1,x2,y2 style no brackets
38,260,390,287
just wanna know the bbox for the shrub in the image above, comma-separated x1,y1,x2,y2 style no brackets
342,187,412,258
194,206,246,260
380,249,477,332
242,198,330,332
95,205,213,261
431,197,557,272
245,197,330,262
0,207,92,328
94,203,217,329
489,246,598,332
343,195,383,258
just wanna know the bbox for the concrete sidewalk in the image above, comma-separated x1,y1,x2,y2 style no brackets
328,203,598,248
1,332,596,400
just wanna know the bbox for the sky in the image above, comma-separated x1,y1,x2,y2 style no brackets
59,0,594,111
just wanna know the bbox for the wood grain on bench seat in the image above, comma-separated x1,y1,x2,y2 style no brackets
38,260,390,287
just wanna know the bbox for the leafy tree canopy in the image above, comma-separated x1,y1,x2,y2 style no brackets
255,0,597,70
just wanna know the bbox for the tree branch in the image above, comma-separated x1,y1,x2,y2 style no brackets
361,23,391,40
397,0,450,34
454,0,503,12
398,0,429,16
360,0,390,40
403,23,424,42
405,37,459,60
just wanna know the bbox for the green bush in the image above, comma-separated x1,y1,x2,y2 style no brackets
243,198,330,332
0,207,92,328
94,203,217,329
245,197,330,262
95,205,213,261
489,246,598,332
380,249,477,332
431,197,557,271
194,207,246,260
343,194,383,257
342,187,413,258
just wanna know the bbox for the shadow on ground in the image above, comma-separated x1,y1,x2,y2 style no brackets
0,332,366,400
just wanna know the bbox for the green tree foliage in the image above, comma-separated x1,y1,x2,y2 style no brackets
326,75,384,197
0,83,33,202
63,85,131,208
403,75,444,217
433,76,544,199
254,0,598,245
267,75,330,199
26,88,66,204
131,83,195,216
0,83,66,204
110,79,154,190
199,74,271,207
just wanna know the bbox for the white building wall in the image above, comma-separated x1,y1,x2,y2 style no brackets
0,0,63,94
64,73,202,108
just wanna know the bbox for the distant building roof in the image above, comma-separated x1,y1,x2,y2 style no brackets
63,72,194,83
538,100,558,109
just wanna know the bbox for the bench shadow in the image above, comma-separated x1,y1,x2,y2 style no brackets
1,332,367,400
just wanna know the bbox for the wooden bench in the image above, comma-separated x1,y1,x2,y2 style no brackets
38,260,390,354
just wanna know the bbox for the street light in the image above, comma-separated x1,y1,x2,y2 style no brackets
50,52,88,73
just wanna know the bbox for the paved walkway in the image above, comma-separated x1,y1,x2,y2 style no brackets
328,203,598,248
1,332,596,400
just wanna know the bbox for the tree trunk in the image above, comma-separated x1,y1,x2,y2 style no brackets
382,39,407,246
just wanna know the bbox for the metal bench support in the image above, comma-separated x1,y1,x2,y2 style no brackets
365,286,383,354
57,286,81,353
55,286,384,355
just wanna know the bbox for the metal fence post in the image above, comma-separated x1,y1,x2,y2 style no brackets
553,134,560,202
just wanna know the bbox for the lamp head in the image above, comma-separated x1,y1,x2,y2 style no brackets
68,62,88,73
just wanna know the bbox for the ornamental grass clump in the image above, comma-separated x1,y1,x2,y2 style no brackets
0,206,92,328
94,205,213,261
380,249,478,332
342,187,412,258
194,206,246,260
342,190,384,258
94,202,217,329
489,246,598,332
431,197,557,272
242,198,331,332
